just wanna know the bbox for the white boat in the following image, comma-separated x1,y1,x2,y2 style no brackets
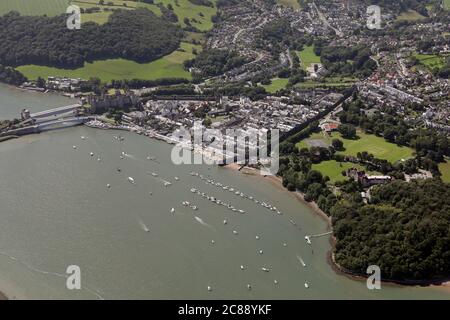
238,210,245,214
152,172,158,177
304,282,309,289
207,286,212,292
72,146,77,150
261,267,270,272
223,220,227,225
233,230,238,235
164,182,172,187
247,284,252,290
170,208,175,213
274,280,278,285
211,240,215,244
305,236,312,245
90,152,94,157
191,206,198,211
190,188,197,193
256,235,260,240
106,184,111,188
81,136,86,140
259,250,264,254
128,177,135,184
174,177,179,181
240,265,245,270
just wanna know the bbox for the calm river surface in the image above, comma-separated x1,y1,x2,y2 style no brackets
0,84,448,299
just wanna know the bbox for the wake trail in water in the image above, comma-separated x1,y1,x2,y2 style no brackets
194,216,214,230
0,251,105,300
296,254,307,267
138,219,150,232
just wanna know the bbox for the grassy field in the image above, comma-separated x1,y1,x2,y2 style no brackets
277,0,300,9
297,131,414,163
0,0,69,16
414,53,449,71
312,161,365,184
17,42,200,83
396,9,426,21
0,0,217,31
296,45,321,71
71,0,217,30
439,160,450,183
444,0,450,10
262,78,289,93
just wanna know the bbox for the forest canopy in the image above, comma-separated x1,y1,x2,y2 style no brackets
0,8,183,68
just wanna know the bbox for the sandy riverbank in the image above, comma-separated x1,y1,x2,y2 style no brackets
224,163,450,292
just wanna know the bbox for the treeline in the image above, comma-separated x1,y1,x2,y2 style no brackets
188,0,214,7
320,45,377,78
0,64,27,85
109,78,190,90
333,179,450,281
184,49,250,78
0,9,183,68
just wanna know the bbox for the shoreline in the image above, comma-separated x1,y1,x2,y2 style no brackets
224,163,450,291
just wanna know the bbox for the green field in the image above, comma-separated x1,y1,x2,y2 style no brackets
262,78,289,93
17,42,200,83
439,160,450,183
296,45,321,71
312,161,371,184
444,0,450,10
414,53,449,71
72,0,217,30
277,0,300,9
297,131,414,163
396,9,426,21
0,0,69,16
0,0,217,31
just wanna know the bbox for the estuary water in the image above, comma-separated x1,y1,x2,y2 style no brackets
0,84,448,299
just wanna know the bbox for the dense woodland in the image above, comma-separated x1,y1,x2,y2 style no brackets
0,64,27,85
0,9,183,68
185,49,250,78
333,179,450,281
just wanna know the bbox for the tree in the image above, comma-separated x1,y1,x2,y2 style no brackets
332,138,344,151
338,124,357,139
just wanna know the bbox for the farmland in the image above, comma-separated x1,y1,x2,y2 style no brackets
297,131,414,163
0,0,217,31
17,42,200,83
0,0,68,16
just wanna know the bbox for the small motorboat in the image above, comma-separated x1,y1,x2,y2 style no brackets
128,177,135,184
72,146,77,150
170,208,175,213
106,184,111,188
261,267,270,272
304,282,309,289
90,152,94,157
223,220,227,225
